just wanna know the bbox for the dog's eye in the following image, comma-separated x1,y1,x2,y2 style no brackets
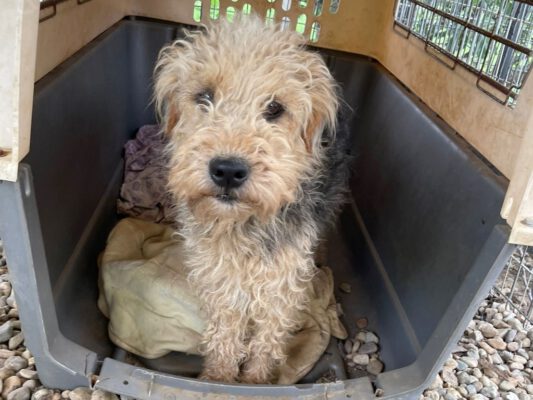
195,90,214,107
264,101,284,121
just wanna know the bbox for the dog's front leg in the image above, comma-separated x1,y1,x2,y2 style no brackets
199,310,247,383
240,311,292,384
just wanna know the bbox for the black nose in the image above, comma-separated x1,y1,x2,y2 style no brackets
209,158,249,189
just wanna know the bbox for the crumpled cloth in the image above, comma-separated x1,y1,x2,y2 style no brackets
117,125,175,225
98,218,347,384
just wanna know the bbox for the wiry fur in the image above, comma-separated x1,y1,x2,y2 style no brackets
154,14,351,384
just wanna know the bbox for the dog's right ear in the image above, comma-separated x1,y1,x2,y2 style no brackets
164,101,180,134
154,41,184,135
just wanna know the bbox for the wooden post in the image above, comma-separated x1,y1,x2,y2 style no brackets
0,0,39,182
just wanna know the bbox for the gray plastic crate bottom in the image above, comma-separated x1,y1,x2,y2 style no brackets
0,18,514,400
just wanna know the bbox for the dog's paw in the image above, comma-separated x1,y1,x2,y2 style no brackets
239,368,272,384
198,369,239,383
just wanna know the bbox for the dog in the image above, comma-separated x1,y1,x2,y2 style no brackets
154,14,351,384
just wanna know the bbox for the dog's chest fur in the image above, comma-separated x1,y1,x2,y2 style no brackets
180,206,317,326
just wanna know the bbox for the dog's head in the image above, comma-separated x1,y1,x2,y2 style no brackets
155,14,338,223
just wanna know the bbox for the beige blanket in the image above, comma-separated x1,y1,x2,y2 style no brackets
98,218,347,384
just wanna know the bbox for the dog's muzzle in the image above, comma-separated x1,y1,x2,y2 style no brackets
209,157,249,191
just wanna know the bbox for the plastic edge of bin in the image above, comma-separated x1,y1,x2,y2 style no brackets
376,224,514,399
95,357,376,400
0,164,98,389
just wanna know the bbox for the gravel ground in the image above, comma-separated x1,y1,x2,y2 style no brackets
0,239,531,399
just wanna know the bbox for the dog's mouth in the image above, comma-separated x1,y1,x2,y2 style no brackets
214,192,238,203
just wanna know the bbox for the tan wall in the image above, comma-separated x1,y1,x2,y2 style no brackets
35,0,127,81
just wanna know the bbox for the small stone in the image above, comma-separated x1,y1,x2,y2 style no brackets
352,353,369,366
480,341,496,355
374,388,384,397
5,356,27,372
6,292,16,308
428,374,443,390
0,321,14,343
480,323,499,338
500,380,517,391
3,375,22,398
355,318,368,329
0,282,11,296
351,340,361,353
480,386,498,399
456,360,468,371
365,332,379,344
527,384,533,395
471,395,489,400
425,390,440,400
519,394,530,400
480,375,497,388
473,381,483,392
0,367,16,380
343,339,352,354
511,362,525,370
444,390,459,400
355,332,366,342
366,359,383,375
482,366,498,380
339,283,351,293
22,380,37,391
522,338,531,348
8,333,24,350
358,342,378,354
462,356,479,368
493,319,511,329
470,330,484,342
502,351,514,362
465,384,477,395
468,349,480,360
7,387,30,400
508,318,524,331
68,388,92,400
487,337,507,350
491,353,503,364
444,358,457,369
505,329,518,343
32,389,53,400
518,348,529,358
508,342,520,352
18,368,38,380
442,369,459,386
90,391,118,400
0,349,16,358
472,367,482,378
457,371,476,385
505,394,519,400
52,393,61,400
514,355,528,365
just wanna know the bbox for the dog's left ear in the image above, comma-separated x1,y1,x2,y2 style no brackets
302,53,339,154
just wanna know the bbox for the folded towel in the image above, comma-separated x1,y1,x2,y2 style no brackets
98,218,347,384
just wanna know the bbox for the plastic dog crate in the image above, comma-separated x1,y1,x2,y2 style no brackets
0,17,515,399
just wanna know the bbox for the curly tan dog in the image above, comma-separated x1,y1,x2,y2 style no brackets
154,14,350,384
